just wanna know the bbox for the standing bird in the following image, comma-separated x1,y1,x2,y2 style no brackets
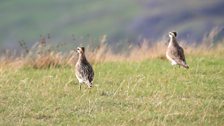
166,32,189,69
75,47,94,89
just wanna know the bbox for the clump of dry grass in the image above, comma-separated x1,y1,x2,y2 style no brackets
128,39,167,61
0,49,24,70
184,41,224,57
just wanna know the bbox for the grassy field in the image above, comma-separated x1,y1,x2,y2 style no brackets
0,54,224,125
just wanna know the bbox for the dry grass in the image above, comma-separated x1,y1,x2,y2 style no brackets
0,35,224,69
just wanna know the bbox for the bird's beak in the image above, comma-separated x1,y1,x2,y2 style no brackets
73,49,77,53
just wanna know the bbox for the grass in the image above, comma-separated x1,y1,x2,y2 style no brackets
0,54,224,125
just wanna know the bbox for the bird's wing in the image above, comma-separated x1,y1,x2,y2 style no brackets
82,62,94,82
177,46,186,63
86,63,94,82
168,46,185,65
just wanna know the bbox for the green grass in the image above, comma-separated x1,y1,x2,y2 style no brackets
0,56,224,125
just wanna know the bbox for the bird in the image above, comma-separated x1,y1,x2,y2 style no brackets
75,47,94,89
166,32,189,69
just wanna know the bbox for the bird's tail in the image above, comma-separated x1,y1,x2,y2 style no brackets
180,61,189,69
87,81,93,88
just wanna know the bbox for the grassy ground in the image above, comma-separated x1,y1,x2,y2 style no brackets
0,55,224,125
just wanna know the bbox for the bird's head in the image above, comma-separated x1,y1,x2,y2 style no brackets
76,47,85,54
169,32,177,38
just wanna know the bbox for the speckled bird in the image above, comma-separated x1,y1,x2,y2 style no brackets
75,47,94,89
166,32,189,69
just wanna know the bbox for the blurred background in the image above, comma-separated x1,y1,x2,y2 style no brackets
0,0,224,52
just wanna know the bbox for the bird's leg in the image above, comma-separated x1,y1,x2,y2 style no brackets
173,65,176,71
79,83,82,91
88,88,92,94
173,65,178,72
176,65,179,70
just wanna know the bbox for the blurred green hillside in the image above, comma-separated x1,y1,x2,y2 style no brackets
0,0,224,50
0,0,140,49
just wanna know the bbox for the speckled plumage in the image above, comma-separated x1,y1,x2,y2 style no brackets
166,32,189,69
75,47,94,88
